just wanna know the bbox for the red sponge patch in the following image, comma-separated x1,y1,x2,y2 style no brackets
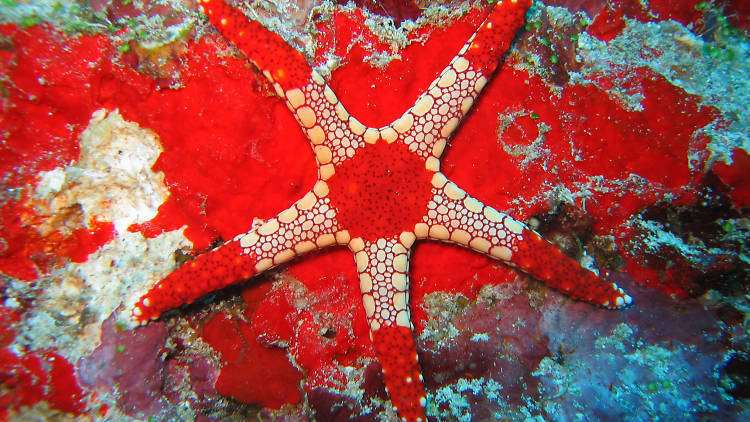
202,311,303,408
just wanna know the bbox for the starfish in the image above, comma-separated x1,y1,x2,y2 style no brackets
133,0,632,420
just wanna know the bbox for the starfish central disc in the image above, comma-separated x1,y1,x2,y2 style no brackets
327,139,432,241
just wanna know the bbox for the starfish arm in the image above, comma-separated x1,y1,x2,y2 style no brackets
198,0,310,91
419,173,633,308
198,0,365,168
293,78,370,172
397,0,531,161
348,236,427,422
132,184,347,323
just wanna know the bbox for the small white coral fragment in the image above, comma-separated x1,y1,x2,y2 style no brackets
34,108,169,234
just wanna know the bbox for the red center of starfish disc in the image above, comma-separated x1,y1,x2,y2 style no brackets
327,139,432,241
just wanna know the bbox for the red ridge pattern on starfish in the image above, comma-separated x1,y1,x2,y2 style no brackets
513,228,630,307
463,0,533,74
372,326,426,422
134,241,256,322
327,140,433,241
133,186,344,321
199,0,310,89
135,1,633,420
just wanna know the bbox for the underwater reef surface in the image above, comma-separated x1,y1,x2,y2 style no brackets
0,0,748,420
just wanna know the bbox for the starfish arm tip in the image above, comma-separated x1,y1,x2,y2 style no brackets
199,0,311,90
